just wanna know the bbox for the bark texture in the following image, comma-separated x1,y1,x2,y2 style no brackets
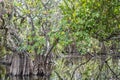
9,53,33,76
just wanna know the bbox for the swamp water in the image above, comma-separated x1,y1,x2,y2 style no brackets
0,56,120,80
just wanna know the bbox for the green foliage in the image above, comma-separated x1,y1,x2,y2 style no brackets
59,0,120,53
11,0,59,55
2,0,120,55
1,0,120,79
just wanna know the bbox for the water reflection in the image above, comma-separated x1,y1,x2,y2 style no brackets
54,56,120,80
0,75,50,80
0,64,50,80
1,56,120,80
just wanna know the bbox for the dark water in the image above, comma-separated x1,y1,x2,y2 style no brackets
1,57,120,80
0,64,51,80
0,75,50,80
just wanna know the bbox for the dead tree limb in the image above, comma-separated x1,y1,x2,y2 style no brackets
70,57,92,80
105,61,120,79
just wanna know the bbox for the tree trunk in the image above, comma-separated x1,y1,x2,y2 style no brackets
9,53,33,76
33,54,53,76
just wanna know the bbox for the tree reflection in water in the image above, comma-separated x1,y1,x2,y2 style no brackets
0,75,50,80
1,57,120,80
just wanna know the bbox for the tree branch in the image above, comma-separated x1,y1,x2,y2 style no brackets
105,61,120,79
44,38,59,62
70,57,92,80
54,71,63,80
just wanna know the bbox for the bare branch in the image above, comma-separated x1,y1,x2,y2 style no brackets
70,57,92,80
105,61,120,79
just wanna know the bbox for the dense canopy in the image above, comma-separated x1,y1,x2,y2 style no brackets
0,0,120,80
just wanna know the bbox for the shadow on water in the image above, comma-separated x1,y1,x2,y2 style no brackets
1,55,120,80
0,75,50,80
0,64,50,80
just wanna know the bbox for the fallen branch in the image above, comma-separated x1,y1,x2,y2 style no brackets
54,71,63,80
70,57,92,80
105,61,120,79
